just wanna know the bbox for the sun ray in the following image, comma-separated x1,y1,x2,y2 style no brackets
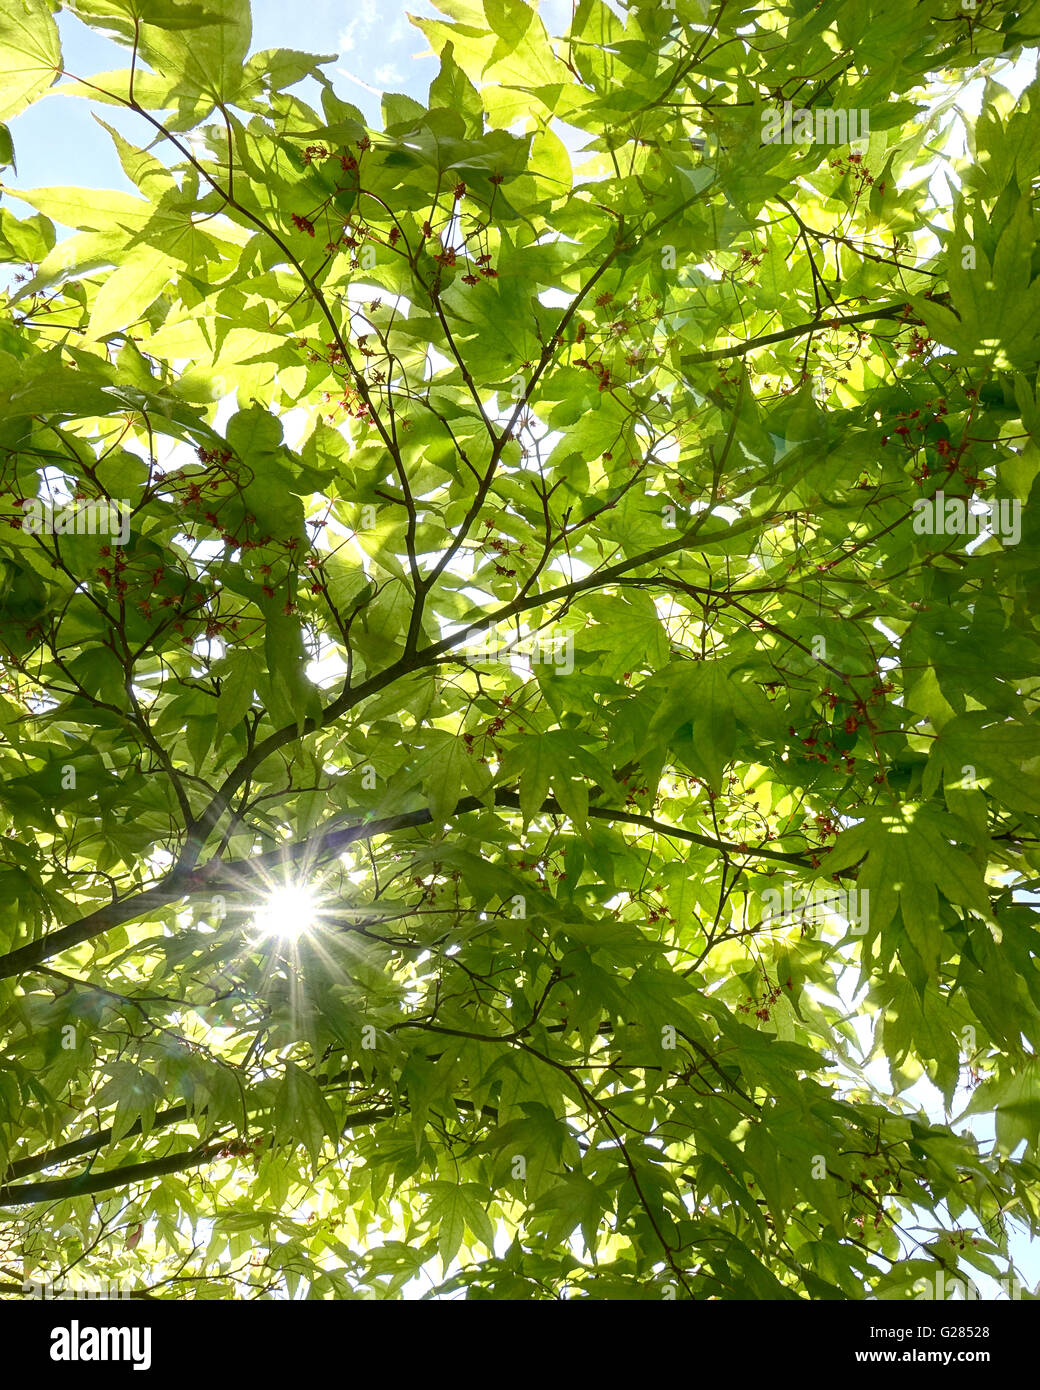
251,884,321,941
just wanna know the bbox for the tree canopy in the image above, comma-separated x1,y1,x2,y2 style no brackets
1,0,1040,1301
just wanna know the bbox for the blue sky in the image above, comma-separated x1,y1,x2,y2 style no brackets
5,0,571,194
8,0,437,193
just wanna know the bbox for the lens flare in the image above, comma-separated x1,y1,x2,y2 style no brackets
251,884,319,940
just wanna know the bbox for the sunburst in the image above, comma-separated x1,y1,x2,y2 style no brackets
250,883,322,941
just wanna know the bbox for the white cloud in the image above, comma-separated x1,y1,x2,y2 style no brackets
337,0,378,55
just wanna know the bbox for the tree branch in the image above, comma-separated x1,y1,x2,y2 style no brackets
0,777,825,982
0,1106,395,1209
681,295,947,365
0,1142,225,1209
